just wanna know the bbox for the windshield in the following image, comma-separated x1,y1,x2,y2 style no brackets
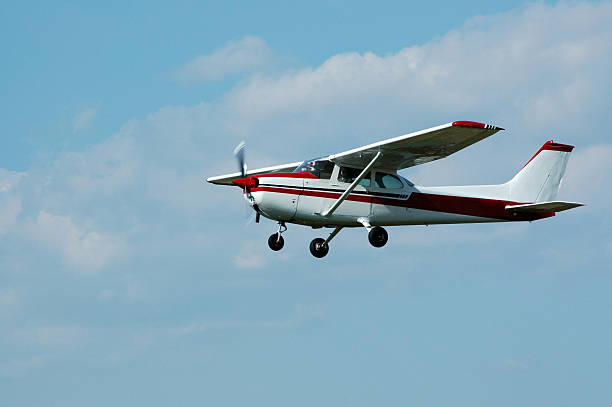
294,157,334,179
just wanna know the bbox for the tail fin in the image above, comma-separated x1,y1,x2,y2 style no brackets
508,141,574,202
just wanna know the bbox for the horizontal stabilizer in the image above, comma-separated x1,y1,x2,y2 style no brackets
505,201,584,213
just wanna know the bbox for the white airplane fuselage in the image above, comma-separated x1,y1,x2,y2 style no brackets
247,169,551,228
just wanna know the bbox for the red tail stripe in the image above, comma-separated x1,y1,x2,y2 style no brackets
522,140,574,169
542,141,574,152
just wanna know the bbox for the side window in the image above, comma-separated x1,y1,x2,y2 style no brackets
316,160,334,180
338,167,371,187
360,173,371,187
296,159,334,179
374,173,404,189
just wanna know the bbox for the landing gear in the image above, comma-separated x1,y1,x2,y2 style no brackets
268,221,287,251
357,218,389,248
309,238,329,258
268,234,284,251
309,226,342,258
368,226,388,248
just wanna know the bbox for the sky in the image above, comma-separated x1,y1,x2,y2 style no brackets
1,1,611,406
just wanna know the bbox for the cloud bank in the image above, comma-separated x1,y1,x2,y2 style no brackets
1,2,611,273
72,107,98,133
173,36,272,83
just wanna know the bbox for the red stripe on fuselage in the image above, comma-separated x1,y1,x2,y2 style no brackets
399,194,551,221
250,186,553,221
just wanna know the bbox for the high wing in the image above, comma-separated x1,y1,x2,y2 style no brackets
206,161,302,186
328,121,504,170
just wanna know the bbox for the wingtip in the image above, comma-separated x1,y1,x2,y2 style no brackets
452,121,504,131
205,176,224,185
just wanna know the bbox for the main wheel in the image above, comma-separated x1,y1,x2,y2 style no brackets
368,226,388,248
268,234,285,251
309,238,329,258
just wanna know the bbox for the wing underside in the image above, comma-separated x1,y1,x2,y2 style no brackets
206,162,302,186
328,121,503,171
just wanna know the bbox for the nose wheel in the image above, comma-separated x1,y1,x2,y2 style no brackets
268,221,287,251
268,234,284,251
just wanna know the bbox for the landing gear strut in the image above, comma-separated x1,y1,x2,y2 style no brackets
268,221,286,251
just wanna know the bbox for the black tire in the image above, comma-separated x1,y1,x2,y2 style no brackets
268,234,285,251
309,238,329,258
368,226,388,248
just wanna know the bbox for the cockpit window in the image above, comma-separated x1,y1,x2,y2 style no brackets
294,158,334,179
374,173,404,189
338,167,371,187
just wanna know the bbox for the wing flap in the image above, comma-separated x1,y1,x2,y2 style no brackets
206,162,302,186
505,201,584,213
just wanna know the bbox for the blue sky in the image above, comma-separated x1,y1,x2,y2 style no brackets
1,1,611,406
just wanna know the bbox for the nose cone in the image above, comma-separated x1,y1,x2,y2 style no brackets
232,176,259,188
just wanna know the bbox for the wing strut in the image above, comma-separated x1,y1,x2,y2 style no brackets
321,151,383,217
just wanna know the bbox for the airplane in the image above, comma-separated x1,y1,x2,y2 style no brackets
207,121,583,258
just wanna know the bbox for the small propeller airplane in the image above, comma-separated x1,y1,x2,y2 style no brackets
207,121,583,258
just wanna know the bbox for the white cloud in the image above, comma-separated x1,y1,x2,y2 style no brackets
559,144,612,208
72,106,98,133
0,168,25,192
173,36,271,83
146,169,210,213
0,195,21,234
233,240,268,269
3,2,612,274
61,133,139,196
222,2,612,144
0,169,24,234
24,211,124,273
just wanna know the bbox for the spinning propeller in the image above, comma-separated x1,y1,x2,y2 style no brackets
233,141,261,223
234,141,247,178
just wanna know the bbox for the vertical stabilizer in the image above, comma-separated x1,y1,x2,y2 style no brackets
508,141,574,202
